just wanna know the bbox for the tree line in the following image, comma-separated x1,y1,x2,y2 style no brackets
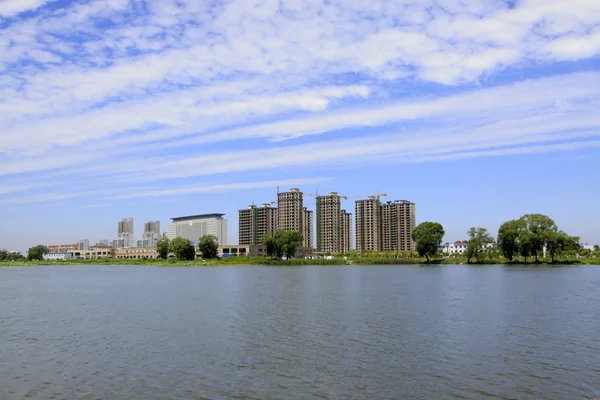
156,235,220,261
412,213,585,263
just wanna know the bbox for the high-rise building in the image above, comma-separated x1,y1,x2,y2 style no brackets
116,217,134,247
277,188,304,235
97,240,109,246
167,214,227,244
239,204,277,245
138,220,161,247
302,207,313,249
355,197,381,252
381,200,416,252
316,192,352,253
355,198,416,253
78,239,90,251
340,210,352,253
316,192,341,253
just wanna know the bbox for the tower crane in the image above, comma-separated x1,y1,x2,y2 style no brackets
341,190,388,201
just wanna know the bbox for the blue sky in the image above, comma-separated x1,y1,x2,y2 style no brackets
1,0,599,252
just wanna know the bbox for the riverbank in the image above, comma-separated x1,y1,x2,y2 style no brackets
1,257,598,267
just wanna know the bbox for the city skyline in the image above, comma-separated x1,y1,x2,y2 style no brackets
1,0,600,252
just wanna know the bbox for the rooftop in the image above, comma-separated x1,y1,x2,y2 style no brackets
171,213,226,222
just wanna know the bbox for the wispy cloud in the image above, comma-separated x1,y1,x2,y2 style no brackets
1,0,599,214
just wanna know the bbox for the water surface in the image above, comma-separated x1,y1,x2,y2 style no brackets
1,265,599,399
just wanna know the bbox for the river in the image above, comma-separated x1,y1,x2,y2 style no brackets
1,265,599,399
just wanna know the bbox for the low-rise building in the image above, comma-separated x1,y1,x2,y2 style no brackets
217,245,314,258
43,252,73,261
70,245,114,259
115,247,158,259
47,244,79,252
440,240,495,255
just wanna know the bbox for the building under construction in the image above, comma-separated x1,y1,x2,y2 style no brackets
316,192,352,253
355,197,416,252
238,204,277,245
381,200,416,252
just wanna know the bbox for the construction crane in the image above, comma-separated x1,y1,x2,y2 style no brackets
342,190,388,200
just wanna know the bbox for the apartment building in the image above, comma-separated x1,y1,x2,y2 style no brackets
138,220,161,247
167,214,227,244
355,197,382,252
116,217,134,247
238,204,277,245
355,197,416,252
340,210,352,253
277,188,304,234
302,207,313,249
381,200,416,252
315,192,352,253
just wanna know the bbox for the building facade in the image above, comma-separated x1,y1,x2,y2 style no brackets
70,245,114,259
277,188,304,234
115,247,158,259
302,208,313,249
47,244,79,252
43,252,72,261
381,200,416,252
355,197,382,252
77,239,90,251
117,217,134,247
238,204,277,245
340,210,352,253
167,214,228,244
138,220,161,247
315,192,351,253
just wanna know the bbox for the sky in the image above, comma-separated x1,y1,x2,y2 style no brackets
1,0,599,252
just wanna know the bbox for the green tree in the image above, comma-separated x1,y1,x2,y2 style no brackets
519,214,558,263
594,245,600,251
466,227,495,263
198,234,219,259
8,252,25,261
546,231,580,263
27,245,49,261
0,250,7,261
156,237,170,259
263,230,303,259
169,237,195,261
412,222,445,261
497,219,526,262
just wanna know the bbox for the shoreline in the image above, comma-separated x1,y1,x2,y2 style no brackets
1,257,598,267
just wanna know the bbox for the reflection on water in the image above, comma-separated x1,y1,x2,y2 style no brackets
1,265,599,399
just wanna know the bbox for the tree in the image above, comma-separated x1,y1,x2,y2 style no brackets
27,245,49,261
412,222,445,261
169,237,195,261
594,245,600,251
466,227,495,263
546,231,580,263
198,234,219,259
519,214,558,263
0,250,7,261
497,219,526,262
263,230,303,259
156,237,170,259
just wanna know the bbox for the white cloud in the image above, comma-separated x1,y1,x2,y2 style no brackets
0,0,56,17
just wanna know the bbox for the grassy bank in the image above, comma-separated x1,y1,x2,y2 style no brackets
1,256,598,267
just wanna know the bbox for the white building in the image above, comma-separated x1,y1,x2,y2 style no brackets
440,240,495,255
43,252,73,261
78,239,90,250
138,220,161,247
116,217,134,247
167,214,228,245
